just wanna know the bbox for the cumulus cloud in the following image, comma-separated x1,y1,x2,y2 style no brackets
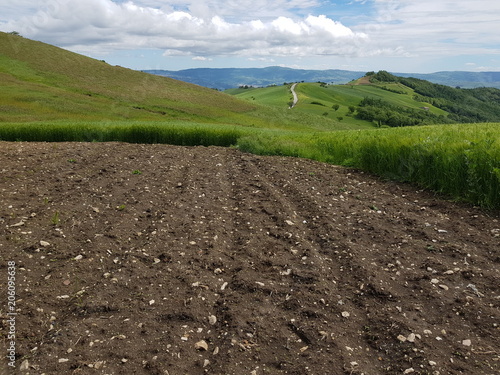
3,0,498,69
2,0,368,57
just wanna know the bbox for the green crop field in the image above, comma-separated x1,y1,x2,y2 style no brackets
1,32,500,209
237,123,500,209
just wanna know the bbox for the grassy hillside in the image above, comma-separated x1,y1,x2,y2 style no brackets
1,32,359,132
228,76,500,128
0,32,263,124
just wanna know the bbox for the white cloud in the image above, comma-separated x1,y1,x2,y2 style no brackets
358,0,500,58
192,56,212,61
1,0,368,58
2,0,498,72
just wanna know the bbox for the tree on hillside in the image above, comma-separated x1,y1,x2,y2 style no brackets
370,70,398,83
332,104,340,111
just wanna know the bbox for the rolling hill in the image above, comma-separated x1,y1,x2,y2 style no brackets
0,31,258,124
228,71,500,127
0,32,355,132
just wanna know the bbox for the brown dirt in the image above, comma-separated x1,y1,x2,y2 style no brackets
354,76,372,85
0,142,499,375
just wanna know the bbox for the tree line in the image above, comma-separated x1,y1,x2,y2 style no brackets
360,71,500,126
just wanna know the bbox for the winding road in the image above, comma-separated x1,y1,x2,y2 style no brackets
289,82,298,108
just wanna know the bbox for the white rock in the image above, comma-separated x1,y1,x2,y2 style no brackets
431,279,440,284
397,335,407,342
429,361,437,366
203,359,210,368
20,359,29,371
341,311,350,318
40,240,50,247
195,340,208,351
439,284,449,291
58,358,69,363
208,315,217,325
462,339,472,346
221,282,228,291
403,368,415,374
74,255,83,261
407,333,416,343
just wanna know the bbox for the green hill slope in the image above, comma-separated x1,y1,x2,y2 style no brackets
0,32,360,132
227,81,443,128
0,32,260,124
228,72,500,128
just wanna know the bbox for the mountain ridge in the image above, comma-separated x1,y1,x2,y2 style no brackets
144,66,500,90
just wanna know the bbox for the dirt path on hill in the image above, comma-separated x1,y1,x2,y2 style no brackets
289,83,298,108
0,142,498,375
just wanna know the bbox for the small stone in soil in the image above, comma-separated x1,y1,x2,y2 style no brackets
195,340,209,351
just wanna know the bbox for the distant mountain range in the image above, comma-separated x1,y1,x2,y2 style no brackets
143,66,500,90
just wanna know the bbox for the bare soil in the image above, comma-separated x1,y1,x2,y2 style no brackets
0,142,499,375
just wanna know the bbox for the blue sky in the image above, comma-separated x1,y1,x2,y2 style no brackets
1,0,499,73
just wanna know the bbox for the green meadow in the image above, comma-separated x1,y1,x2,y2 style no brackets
1,32,499,209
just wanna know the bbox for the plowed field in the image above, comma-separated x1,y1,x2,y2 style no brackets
1,142,498,374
